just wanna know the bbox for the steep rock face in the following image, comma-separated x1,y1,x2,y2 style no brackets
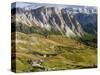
11,6,97,37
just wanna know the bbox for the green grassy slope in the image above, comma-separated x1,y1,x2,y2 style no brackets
12,32,97,72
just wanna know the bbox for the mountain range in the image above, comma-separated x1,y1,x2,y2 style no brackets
11,5,97,37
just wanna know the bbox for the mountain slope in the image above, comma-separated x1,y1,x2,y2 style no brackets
12,32,97,72
12,7,85,37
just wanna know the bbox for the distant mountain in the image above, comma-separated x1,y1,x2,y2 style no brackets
11,6,97,37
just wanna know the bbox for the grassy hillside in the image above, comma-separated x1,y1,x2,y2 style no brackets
11,32,97,72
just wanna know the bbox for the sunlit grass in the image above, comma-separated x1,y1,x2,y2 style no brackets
12,32,97,72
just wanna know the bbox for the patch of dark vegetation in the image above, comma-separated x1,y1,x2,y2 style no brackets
79,34,97,48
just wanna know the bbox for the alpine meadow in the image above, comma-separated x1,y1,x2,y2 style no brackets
11,2,97,73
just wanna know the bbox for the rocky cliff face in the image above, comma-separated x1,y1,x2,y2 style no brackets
11,6,97,37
